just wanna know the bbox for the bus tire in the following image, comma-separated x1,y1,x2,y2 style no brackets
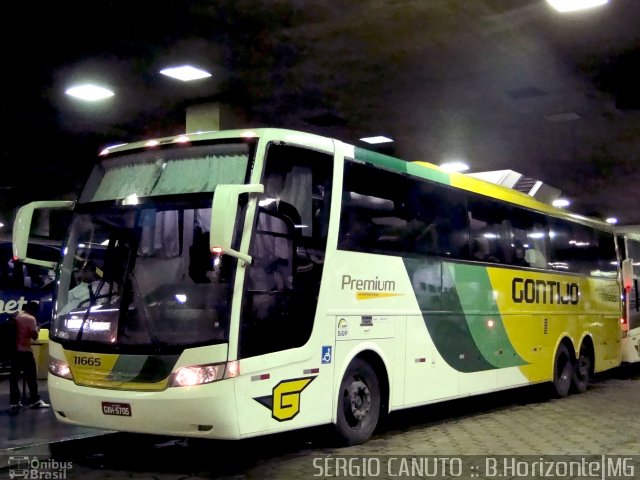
552,343,572,398
335,358,380,446
571,345,592,394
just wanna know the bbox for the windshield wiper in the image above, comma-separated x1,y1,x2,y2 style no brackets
75,280,101,342
128,270,162,346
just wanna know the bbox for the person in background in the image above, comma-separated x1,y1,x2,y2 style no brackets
10,301,50,412
512,240,530,267
58,261,112,315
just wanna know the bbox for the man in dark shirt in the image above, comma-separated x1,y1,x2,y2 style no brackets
10,301,50,412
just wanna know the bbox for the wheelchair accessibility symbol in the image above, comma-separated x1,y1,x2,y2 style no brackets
321,346,332,364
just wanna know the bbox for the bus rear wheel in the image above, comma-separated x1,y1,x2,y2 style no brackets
335,359,380,446
552,343,572,398
571,346,592,394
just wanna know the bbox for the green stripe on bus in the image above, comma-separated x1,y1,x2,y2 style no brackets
129,355,179,383
354,147,451,185
404,258,494,372
406,162,450,185
108,355,148,382
109,355,179,383
448,263,526,368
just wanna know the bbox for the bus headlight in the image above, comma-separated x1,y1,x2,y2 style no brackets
49,358,73,380
171,363,226,387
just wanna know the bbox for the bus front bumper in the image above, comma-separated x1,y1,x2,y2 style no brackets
48,374,241,439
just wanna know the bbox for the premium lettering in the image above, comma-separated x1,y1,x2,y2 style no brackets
512,277,579,305
341,275,396,292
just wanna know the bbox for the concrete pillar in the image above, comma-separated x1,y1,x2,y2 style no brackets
185,103,247,133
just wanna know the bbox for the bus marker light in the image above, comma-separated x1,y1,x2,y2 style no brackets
251,373,270,381
211,247,223,254
487,319,495,328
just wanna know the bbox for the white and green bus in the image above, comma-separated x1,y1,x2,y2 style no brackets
616,228,640,363
14,128,622,445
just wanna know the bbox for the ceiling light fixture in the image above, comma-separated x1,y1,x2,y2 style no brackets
440,161,470,173
552,198,571,208
546,0,608,13
160,65,212,82
359,136,394,145
65,84,114,101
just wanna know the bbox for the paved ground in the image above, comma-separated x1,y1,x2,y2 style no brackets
0,376,108,453
1,364,639,479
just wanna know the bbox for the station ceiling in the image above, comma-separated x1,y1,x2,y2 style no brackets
3,0,640,223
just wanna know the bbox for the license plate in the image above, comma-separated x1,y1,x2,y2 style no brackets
101,401,131,416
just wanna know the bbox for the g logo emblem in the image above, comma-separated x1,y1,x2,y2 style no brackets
254,376,316,421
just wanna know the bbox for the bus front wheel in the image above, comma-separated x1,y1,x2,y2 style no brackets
552,343,572,398
335,358,380,446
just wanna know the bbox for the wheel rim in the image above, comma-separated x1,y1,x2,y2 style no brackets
557,352,571,389
343,378,371,427
576,356,590,382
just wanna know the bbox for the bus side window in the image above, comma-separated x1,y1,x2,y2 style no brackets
339,206,374,251
240,144,333,358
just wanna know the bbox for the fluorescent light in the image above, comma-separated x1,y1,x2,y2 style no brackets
605,217,618,225
440,161,469,173
359,136,394,144
552,198,570,208
160,65,212,82
65,84,114,101
546,0,608,12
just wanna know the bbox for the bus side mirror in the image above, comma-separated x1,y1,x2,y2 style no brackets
210,184,264,264
622,258,633,291
13,200,75,269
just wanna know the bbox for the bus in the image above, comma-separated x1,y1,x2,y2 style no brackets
616,228,640,363
0,236,61,373
13,128,623,446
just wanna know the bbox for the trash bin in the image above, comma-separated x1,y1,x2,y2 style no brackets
32,329,50,380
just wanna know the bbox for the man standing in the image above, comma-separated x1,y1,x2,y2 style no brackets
10,301,50,412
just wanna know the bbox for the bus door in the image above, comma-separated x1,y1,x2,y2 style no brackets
233,141,335,435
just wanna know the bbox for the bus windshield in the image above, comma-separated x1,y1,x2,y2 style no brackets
50,140,252,353
51,197,241,353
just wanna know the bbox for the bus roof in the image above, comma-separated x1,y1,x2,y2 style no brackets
99,127,612,231
352,146,612,231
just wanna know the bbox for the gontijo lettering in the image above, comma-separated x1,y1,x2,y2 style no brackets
342,275,396,291
512,277,579,305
